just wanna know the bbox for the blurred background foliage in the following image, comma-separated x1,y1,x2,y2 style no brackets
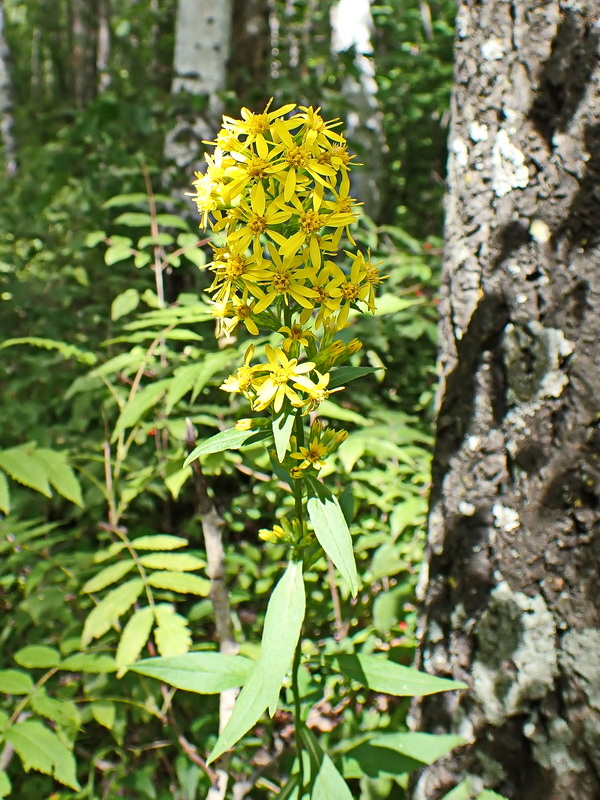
0,1,455,797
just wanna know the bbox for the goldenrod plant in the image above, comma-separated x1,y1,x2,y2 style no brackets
126,103,469,799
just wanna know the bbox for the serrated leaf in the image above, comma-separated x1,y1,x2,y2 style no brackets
139,553,205,571
273,413,294,462
5,719,80,789
0,769,11,798
116,606,155,673
130,652,252,693
183,427,270,466
154,604,192,657
301,726,353,800
146,571,210,596
59,654,116,673
111,379,171,440
327,654,468,696
0,471,8,514
82,559,135,593
208,561,305,763
111,288,140,321
14,645,60,669
82,579,144,646
34,449,83,506
130,534,188,551
30,689,80,732
0,669,34,694
328,366,380,389
114,211,153,227
305,476,358,596
0,446,51,496
0,337,96,364
91,700,116,730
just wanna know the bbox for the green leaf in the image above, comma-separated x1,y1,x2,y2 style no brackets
164,465,192,499
0,769,11,798
0,669,34,694
116,606,155,673
111,379,171,440
91,700,116,730
305,476,358,596
165,352,233,414
30,689,80,733
273,413,295,462
130,534,188,551
82,578,144,646
301,726,353,800
146,571,210,596
5,719,80,789
114,211,153,227
209,561,305,763
154,604,192,657
476,792,509,800
59,654,116,673
440,779,474,800
134,251,152,268
318,399,370,426
0,337,96,364
34,449,83,506
138,233,174,249
328,366,380,389
327,654,468,696
0,446,51,496
369,732,466,765
129,652,253,693
277,775,300,800
139,552,205,571
14,645,61,669
102,192,149,208
183,427,270,466
105,243,134,265
182,246,206,267
155,213,190,230
84,230,106,247
341,739,421,780
111,288,140,320
82,559,135,594
0,471,9,514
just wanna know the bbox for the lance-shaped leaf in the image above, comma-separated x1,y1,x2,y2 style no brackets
129,652,253,693
327,654,468,696
5,719,80,790
208,561,305,763
82,578,144,646
301,726,353,800
273,412,295,462
154,604,192,657
327,366,381,389
115,606,155,674
305,476,358,596
183,427,270,466
14,645,61,669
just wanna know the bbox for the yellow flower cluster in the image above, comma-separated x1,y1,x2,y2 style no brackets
191,101,385,338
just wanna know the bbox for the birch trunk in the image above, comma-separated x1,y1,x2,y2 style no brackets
166,0,233,168
330,0,386,219
410,2,600,798
0,0,16,176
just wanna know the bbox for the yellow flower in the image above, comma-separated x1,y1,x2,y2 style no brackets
222,99,296,157
291,106,347,147
219,182,293,257
293,370,343,411
221,345,260,398
252,345,315,413
249,245,318,313
279,323,315,353
208,248,271,303
290,439,329,470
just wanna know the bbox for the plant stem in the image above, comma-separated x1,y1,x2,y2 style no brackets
291,635,304,797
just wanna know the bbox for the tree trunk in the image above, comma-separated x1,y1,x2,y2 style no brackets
96,0,110,94
330,0,386,219
0,0,17,176
165,0,233,169
410,2,600,799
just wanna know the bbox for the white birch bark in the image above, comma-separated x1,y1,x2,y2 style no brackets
0,0,17,176
166,0,233,167
330,0,386,218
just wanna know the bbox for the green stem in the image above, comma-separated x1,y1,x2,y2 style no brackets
292,632,305,797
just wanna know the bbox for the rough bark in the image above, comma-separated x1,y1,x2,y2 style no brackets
0,0,16,176
166,0,233,169
330,0,386,219
410,2,600,799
